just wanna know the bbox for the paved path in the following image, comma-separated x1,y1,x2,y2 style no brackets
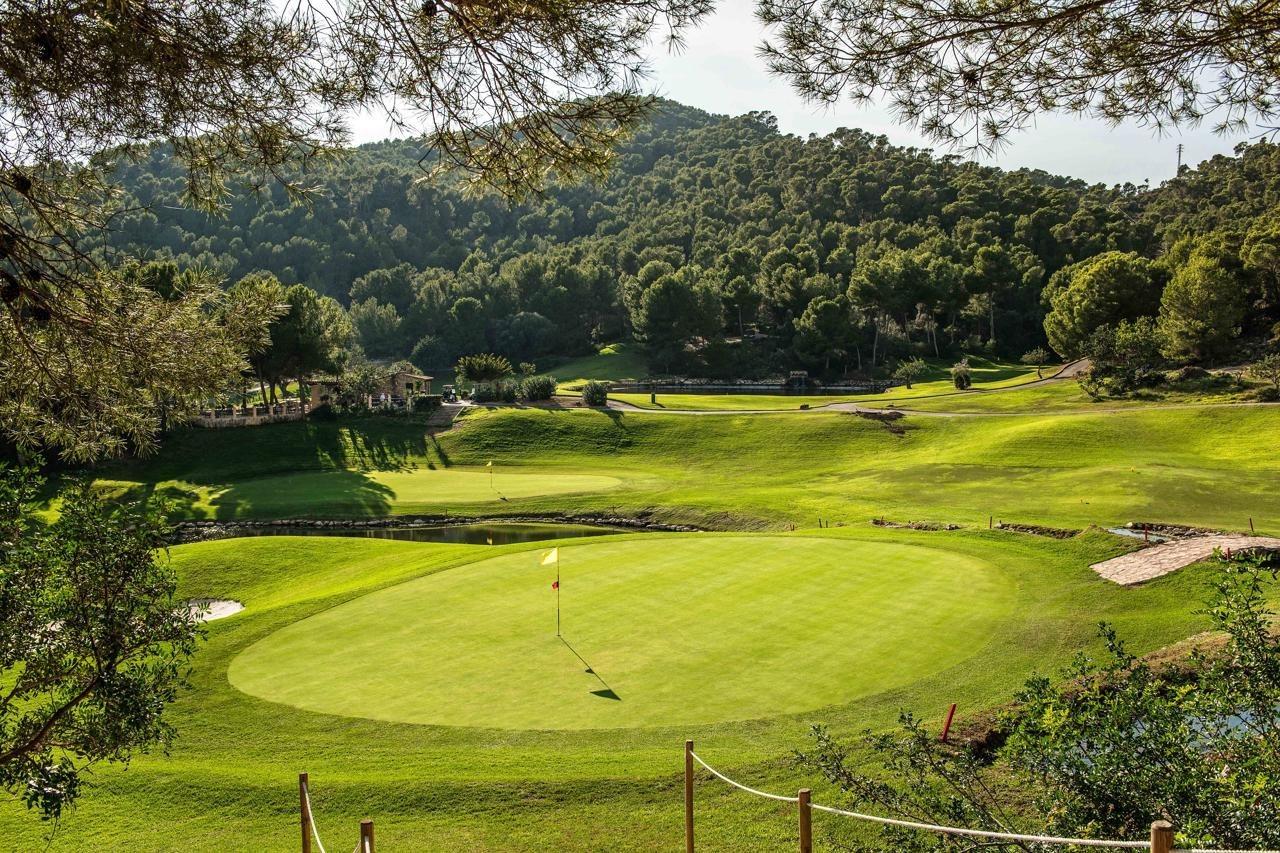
1090,535,1280,585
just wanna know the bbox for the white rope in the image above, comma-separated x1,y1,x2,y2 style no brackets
689,751,798,803
692,750,1151,849
302,783,328,853
808,802,1147,848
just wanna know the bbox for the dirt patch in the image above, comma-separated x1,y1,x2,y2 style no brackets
852,409,907,434
994,521,1082,539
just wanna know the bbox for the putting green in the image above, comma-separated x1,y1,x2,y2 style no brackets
229,536,1014,729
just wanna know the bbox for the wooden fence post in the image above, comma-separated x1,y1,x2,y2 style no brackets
299,773,311,853
684,740,695,853
798,789,812,853
360,818,375,853
1149,820,1172,853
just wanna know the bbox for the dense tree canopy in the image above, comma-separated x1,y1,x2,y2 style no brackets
1043,252,1160,359
96,102,1168,374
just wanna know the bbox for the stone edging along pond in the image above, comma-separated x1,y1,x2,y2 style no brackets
170,513,704,544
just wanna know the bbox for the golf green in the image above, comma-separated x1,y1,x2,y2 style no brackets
229,535,1013,729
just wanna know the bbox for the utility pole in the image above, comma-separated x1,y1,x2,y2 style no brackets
1176,143,1184,174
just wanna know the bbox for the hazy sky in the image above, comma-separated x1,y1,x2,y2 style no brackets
348,1,1254,187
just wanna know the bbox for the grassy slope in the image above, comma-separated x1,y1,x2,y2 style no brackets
9,403,1280,849
611,356,1045,411
0,528,1238,851
550,343,647,387
88,405,1280,533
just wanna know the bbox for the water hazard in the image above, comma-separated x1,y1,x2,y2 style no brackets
216,522,626,546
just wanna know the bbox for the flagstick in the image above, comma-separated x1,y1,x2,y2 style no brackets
555,553,561,637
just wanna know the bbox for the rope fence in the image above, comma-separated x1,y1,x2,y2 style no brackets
683,741,1280,853
299,773,376,853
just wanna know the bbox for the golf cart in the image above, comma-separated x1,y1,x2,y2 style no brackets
442,384,459,403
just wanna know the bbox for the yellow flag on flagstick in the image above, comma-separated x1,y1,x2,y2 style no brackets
541,547,558,566
486,460,493,467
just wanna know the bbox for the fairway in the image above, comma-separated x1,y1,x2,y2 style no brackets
228,536,1013,729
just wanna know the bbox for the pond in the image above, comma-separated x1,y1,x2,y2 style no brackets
214,521,628,546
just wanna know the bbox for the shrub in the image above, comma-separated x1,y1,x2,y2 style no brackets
411,395,439,413
520,375,557,401
951,359,972,390
455,353,513,384
470,381,517,403
1167,365,1209,382
581,380,610,406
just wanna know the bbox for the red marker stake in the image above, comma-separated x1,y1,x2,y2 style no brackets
940,703,958,743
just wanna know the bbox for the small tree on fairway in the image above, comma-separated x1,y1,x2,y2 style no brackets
951,359,972,390
1247,352,1280,396
1021,346,1051,378
892,357,928,389
0,467,200,820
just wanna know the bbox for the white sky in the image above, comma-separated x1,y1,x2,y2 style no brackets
346,0,1253,187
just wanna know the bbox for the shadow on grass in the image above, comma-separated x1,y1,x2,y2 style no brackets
560,636,621,701
82,416,444,520
208,468,396,520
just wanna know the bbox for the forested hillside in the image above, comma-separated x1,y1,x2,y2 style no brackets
99,102,1280,379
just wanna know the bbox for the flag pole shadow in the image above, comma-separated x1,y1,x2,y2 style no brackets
559,636,621,701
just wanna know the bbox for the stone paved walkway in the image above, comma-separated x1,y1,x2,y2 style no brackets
1091,535,1280,585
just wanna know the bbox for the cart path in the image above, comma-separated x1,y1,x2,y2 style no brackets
1091,535,1280,585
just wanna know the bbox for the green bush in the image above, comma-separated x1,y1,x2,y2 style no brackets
411,395,439,413
519,375,557,401
471,382,517,403
581,380,610,406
